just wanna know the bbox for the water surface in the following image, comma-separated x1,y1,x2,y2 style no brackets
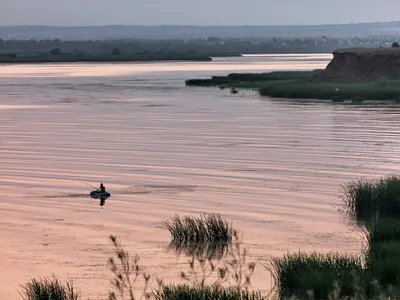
1,54,399,299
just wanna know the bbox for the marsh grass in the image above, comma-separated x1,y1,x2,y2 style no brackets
19,276,80,300
365,218,400,244
187,71,400,101
162,214,233,244
363,219,400,289
341,175,400,224
365,241,400,287
270,252,364,299
153,285,265,300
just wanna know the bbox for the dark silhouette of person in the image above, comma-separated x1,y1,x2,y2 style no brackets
100,183,106,193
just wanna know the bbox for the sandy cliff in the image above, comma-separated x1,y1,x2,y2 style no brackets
319,47,400,81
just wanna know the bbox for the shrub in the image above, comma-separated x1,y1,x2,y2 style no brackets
111,48,121,56
50,48,61,55
19,276,80,300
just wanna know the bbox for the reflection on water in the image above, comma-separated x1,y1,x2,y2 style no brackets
168,239,229,260
90,193,110,207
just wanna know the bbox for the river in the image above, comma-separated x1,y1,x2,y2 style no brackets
1,54,399,299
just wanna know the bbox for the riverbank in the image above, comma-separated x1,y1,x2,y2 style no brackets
186,70,400,102
0,53,213,63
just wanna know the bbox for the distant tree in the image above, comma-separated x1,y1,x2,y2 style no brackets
49,48,61,55
392,41,399,48
111,48,121,55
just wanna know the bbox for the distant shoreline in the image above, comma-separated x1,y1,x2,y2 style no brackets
0,53,216,64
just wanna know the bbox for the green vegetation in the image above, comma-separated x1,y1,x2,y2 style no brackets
154,285,264,300
19,276,80,300
364,219,400,290
271,252,363,299
341,175,400,224
186,71,400,101
162,214,233,244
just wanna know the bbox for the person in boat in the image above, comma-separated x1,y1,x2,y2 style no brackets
99,183,106,193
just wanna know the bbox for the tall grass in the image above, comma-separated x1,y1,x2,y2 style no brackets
19,276,80,300
162,214,233,244
341,175,400,224
270,252,364,299
153,285,265,300
185,71,320,88
364,219,400,289
366,218,400,244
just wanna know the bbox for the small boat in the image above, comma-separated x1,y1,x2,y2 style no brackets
90,190,111,199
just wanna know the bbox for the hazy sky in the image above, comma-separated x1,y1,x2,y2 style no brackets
1,0,400,26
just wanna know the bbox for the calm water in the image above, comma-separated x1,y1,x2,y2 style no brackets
1,54,400,299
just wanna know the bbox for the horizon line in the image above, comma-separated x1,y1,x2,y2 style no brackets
1,20,400,28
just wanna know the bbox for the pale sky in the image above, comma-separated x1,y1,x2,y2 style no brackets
1,0,399,26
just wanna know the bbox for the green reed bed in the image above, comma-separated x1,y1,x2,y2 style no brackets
185,71,320,88
154,285,264,300
259,80,400,102
162,214,233,244
271,252,364,299
341,175,400,224
19,276,80,300
187,70,400,101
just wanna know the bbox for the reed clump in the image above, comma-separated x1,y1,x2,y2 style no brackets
341,175,400,224
19,276,80,300
162,214,233,244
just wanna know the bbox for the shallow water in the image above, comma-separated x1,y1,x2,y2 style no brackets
1,54,399,299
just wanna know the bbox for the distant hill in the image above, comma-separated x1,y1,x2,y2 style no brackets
1,22,400,40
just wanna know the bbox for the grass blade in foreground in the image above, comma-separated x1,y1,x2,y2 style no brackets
154,285,264,300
